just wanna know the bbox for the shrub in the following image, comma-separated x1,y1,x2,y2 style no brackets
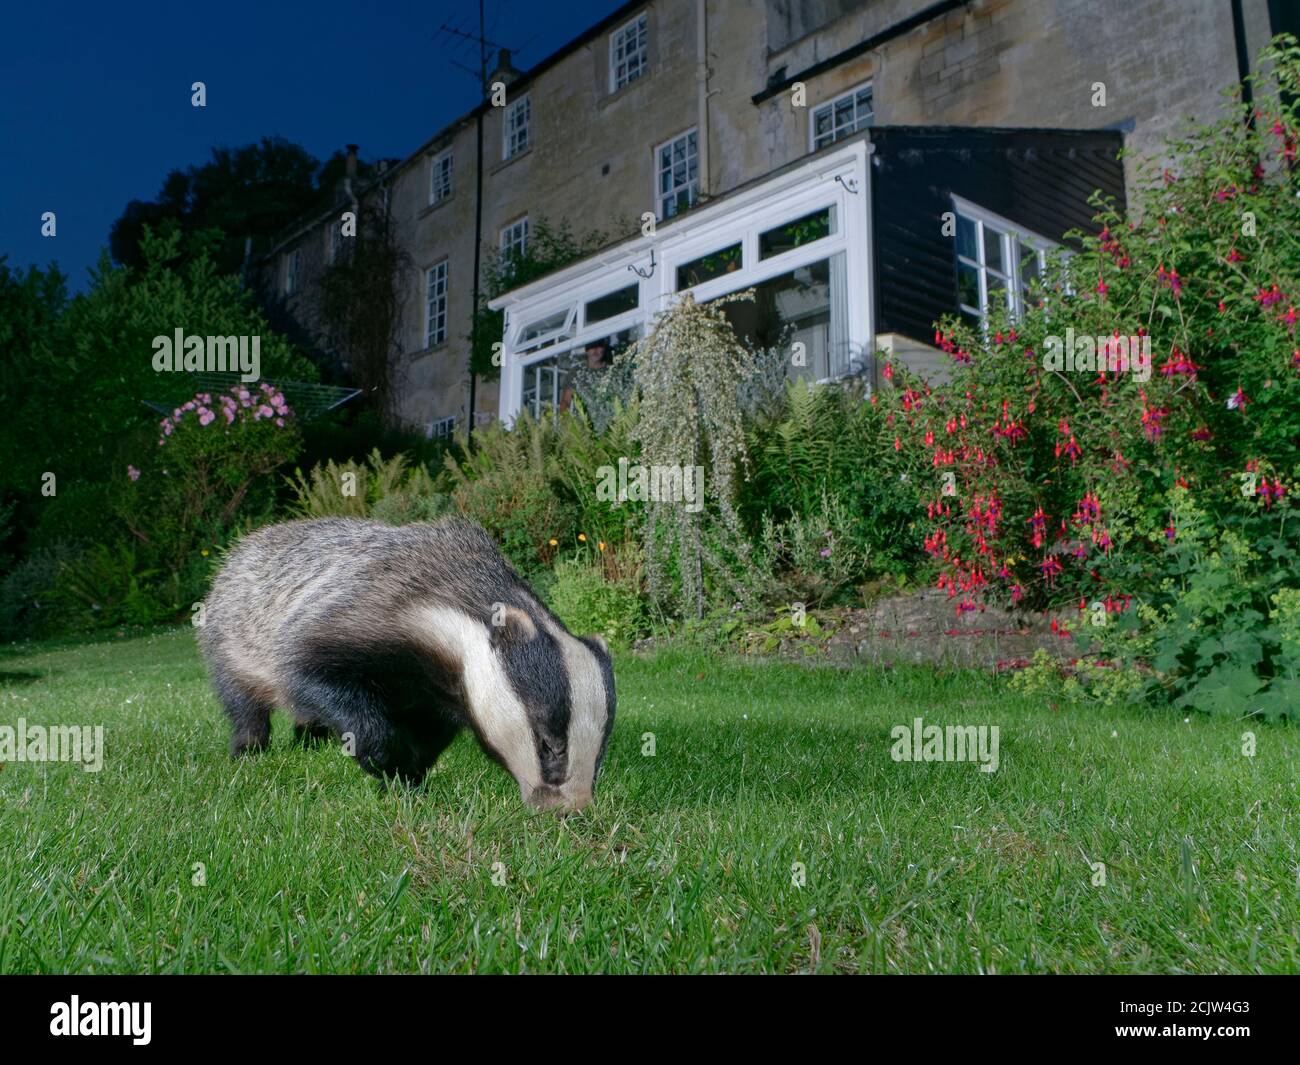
0,542,79,640
288,447,448,524
757,492,867,607
546,556,647,647
48,542,171,630
441,412,581,575
629,292,759,617
120,383,302,587
890,36,1300,623
744,378,925,578
1120,492,1300,719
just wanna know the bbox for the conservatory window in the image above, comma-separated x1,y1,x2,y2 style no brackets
758,206,836,260
519,326,638,419
584,283,639,324
515,304,576,352
676,243,742,290
716,252,850,381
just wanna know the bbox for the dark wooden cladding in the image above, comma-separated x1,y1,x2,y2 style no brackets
867,127,1126,344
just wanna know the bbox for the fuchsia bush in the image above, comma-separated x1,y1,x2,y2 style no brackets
887,39,1300,626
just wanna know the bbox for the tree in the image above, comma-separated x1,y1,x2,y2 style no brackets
109,139,373,275
319,205,413,422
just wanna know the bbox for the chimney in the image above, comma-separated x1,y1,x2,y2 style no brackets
489,48,522,88
339,145,360,210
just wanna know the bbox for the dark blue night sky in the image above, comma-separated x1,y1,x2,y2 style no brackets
0,0,626,291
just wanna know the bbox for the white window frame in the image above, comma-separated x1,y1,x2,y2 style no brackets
283,250,300,295
951,196,1053,325
425,260,449,348
514,303,579,355
504,94,531,159
426,415,456,440
610,13,648,92
430,149,453,204
655,128,699,220
810,81,874,152
493,139,873,424
500,216,530,260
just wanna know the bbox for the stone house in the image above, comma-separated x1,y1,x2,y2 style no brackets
254,0,1288,434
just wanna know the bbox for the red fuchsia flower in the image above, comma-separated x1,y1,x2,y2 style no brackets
883,362,894,380
1159,347,1199,377
893,436,901,452
1156,264,1182,297
1226,247,1243,263
1190,426,1212,441
1109,449,1131,474
1258,478,1287,508
1165,521,1177,542
1254,284,1285,308
1280,305,1297,330
1227,386,1249,411
1072,491,1101,526
1091,527,1113,555
1010,583,1024,605
1029,506,1047,549
1139,392,1169,440
1217,300,1227,313
1098,226,1130,268
1096,278,1109,296
1215,186,1238,202
1292,349,1300,370
1269,119,1298,162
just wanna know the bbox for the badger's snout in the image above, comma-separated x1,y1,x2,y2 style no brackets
525,783,593,815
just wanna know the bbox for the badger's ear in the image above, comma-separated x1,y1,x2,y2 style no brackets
490,604,537,647
584,634,609,656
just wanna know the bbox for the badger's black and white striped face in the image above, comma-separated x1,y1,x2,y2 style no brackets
408,604,615,813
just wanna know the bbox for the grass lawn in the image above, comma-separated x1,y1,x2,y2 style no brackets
0,627,1296,974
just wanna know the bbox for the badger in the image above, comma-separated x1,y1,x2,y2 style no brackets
198,517,615,812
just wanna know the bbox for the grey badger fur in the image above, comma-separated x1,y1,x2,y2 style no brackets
199,517,615,812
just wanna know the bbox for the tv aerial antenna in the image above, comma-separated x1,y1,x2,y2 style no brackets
433,1,535,93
